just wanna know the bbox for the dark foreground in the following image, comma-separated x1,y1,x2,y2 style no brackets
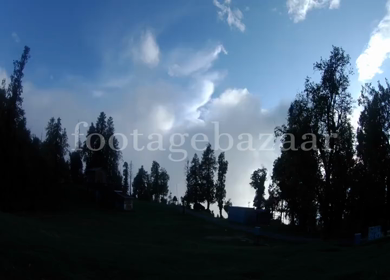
1,200,389,280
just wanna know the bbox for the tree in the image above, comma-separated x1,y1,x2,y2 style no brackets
304,46,355,234
185,154,203,206
43,117,69,183
216,152,228,218
150,161,161,201
223,199,232,216
123,162,129,194
83,113,122,187
200,143,217,210
272,46,355,234
132,166,150,200
250,168,267,209
159,168,170,201
173,196,178,205
273,96,320,229
352,81,390,231
105,116,122,186
150,161,170,202
0,46,35,210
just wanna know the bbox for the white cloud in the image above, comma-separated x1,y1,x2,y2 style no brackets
356,0,390,82
329,0,340,9
213,0,246,32
11,32,20,43
21,38,289,215
132,30,160,68
286,0,341,23
168,44,227,77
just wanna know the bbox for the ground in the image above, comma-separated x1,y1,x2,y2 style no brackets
1,198,390,280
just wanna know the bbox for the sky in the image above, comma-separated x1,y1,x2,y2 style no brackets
1,0,390,213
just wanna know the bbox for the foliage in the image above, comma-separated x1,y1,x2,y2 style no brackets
200,143,217,210
123,162,129,194
216,152,228,218
250,168,267,209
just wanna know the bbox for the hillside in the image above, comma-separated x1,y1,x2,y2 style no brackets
1,201,389,280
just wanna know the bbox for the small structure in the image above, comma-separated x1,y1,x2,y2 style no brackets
114,191,133,211
228,206,271,226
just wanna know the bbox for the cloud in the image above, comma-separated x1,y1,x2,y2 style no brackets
11,32,20,43
356,0,390,82
21,38,289,214
329,0,340,9
286,0,341,23
168,44,227,77
132,30,160,68
213,0,246,32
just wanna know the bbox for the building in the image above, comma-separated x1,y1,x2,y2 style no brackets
114,191,133,211
228,206,271,226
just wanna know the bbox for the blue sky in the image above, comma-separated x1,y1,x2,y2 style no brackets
1,0,390,209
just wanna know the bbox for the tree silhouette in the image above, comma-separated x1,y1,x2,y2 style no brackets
250,168,267,209
200,143,217,211
185,154,203,206
132,166,150,200
123,162,129,194
216,152,228,218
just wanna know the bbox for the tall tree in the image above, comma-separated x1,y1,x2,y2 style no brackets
0,46,33,210
43,117,69,183
83,113,122,187
132,166,150,200
185,154,203,206
150,161,161,201
158,168,170,201
123,162,129,194
216,152,228,218
353,81,390,231
105,116,122,186
250,168,267,209
305,46,355,234
200,143,217,210
273,96,320,229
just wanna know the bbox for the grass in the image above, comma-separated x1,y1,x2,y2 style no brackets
1,197,390,280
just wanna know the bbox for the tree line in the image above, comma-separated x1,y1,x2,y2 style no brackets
183,144,229,218
0,46,174,211
258,46,390,237
3,45,390,238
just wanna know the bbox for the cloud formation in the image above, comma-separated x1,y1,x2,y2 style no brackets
11,32,20,43
132,30,160,68
20,37,288,212
356,0,390,82
287,0,341,23
168,44,227,77
213,0,245,32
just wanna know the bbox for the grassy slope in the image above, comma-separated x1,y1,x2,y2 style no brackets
1,200,390,280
